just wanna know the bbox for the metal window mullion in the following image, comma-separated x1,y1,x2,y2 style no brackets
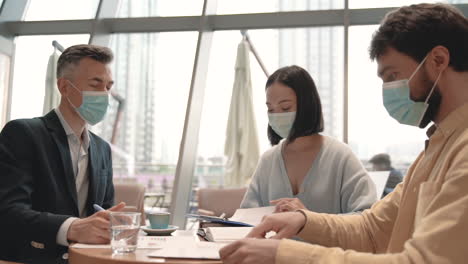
4,5,468,35
88,0,121,46
343,0,349,144
169,0,218,228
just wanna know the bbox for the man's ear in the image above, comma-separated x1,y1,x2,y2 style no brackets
57,78,68,96
427,45,450,79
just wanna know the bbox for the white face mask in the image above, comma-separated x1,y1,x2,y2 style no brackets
268,111,296,138
382,55,442,128
67,80,109,126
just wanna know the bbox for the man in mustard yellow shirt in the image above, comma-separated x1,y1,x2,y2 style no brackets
220,3,468,264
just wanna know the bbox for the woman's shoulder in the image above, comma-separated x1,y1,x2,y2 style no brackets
259,140,283,161
320,136,364,173
251,141,283,182
321,135,355,157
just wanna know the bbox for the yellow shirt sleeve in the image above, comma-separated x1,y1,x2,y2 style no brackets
275,136,468,263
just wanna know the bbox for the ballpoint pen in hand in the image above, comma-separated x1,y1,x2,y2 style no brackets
96,204,136,226
93,204,105,212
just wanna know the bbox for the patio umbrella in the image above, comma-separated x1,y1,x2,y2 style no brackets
43,49,61,114
224,39,260,187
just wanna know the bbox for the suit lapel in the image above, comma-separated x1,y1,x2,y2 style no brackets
87,135,100,213
43,111,79,214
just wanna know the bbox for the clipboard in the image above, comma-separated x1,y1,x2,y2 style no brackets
186,214,253,227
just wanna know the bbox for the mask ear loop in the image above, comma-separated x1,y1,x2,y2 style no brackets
64,80,85,175
415,67,443,128
424,70,443,104
65,80,83,108
66,80,82,94
65,80,87,123
408,55,429,82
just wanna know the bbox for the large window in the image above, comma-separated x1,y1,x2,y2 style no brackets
350,0,468,8
10,35,90,120
117,0,204,17
91,32,198,207
24,0,100,21
118,0,344,17
195,26,344,188
217,0,343,14
348,25,426,173
5,0,468,225
0,53,9,127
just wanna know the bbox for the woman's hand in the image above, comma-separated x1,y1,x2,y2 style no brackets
270,198,306,212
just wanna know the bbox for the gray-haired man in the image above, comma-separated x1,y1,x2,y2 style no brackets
0,44,125,264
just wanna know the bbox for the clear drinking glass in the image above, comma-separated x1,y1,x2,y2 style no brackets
110,212,141,254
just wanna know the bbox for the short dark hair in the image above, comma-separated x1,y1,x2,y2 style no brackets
57,44,114,78
266,65,324,145
369,153,391,168
369,3,468,71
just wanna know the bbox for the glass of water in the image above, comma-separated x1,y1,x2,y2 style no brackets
110,212,141,254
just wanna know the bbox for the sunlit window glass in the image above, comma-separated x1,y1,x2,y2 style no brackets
117,0,204,17
217,0,343,14
91,32,198,209
195,26,344,189
10,35,89,120
348,25,426,174
350,0,468,9
0,53,10,127
24,0,99,21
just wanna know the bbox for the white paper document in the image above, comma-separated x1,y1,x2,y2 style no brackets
204,226,276,243
148,241,227,260
137,236,168,249
70,243,110,249
205,227,253,243
229,206,275,226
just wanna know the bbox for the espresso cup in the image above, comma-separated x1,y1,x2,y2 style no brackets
147,212,170,229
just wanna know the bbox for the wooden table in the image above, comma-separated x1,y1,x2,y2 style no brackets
69,231,222,264
68,247,221,264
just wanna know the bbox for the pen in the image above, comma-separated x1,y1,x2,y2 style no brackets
93,204,105,212
96,204,128,225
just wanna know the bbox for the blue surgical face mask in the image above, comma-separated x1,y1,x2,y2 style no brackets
382,55,442,128
66,80,109,126
268,111,296,138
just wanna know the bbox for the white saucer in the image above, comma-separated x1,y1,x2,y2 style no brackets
141,225,178,235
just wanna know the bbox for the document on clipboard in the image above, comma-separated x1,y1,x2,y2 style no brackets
186,214,253,227
187,206,275,227
201,226,276,243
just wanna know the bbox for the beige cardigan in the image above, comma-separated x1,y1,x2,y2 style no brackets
276,102,468,264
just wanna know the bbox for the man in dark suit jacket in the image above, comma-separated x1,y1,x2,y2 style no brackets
0,44,125,264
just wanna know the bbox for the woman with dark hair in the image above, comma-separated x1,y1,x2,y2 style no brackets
240,65,376,214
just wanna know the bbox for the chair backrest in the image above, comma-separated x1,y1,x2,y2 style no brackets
197,187,247,218
114,182,146,225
